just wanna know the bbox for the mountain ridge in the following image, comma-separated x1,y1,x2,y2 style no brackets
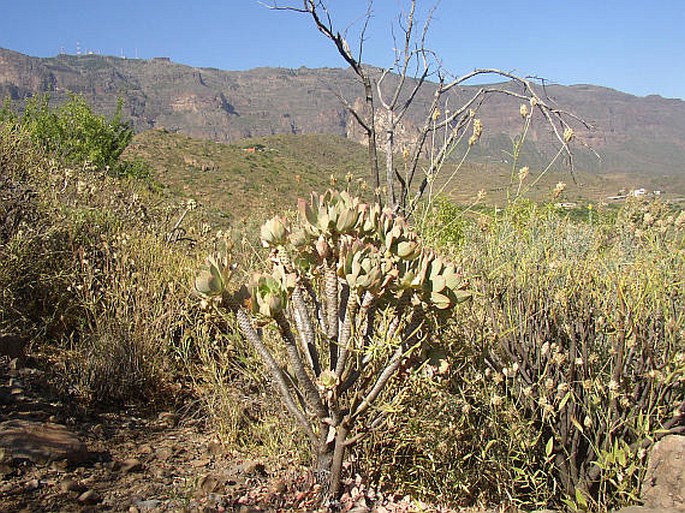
1,47,684,179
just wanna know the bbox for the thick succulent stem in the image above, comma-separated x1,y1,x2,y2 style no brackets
274,311,327,419
235,308,316,442
336,291,375,381
329,422,350,499
335,293,360,378
324,262,339,370
351,343,406,420
291,284,321,376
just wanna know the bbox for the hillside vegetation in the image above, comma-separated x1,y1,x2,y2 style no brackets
123,129,369,223
1,96,684,511
2,47,685,186
124,128,685,219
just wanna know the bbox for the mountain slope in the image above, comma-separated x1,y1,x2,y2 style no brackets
1,47,685,180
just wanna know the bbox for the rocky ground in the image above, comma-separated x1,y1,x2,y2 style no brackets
0,354,459,513
3,352,684,513
0,353,338,513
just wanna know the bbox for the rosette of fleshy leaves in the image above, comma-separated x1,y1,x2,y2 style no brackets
380,213,422,262
194,239,235,301
298,189,361,239
246,264,295,319
260,215,290,248
420,252,471,310
356,202,382,240
337,239,390,295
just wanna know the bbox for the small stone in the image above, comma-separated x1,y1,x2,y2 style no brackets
158,412,179,427
78,489,101,504
269,478,287,494
238,507,262,513
154,446,174,461
0,334,27,359
198,473,223,494
50,458,70,470
0,420,89,465
120,458,143,473
25,478,40,490
191,457,211,468
206,441,224,457
237,460,265,476
643,435,685,509
60,479,85,493
134,499,161,509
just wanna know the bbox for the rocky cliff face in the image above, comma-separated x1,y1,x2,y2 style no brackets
1,47,684,176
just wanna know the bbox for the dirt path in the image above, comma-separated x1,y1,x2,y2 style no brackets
0,355,320,512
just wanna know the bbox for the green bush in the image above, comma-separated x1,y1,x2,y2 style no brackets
4,93,144,177
0,123,40,244
359,198,685,510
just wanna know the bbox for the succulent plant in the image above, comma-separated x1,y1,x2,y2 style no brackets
195,188,473,504
260,215,290,247
358,202,382,238
318,369,338,390
247,273,288,318
422,254,471,309
298,189,362,238
195,252,233,298
338,239,385,293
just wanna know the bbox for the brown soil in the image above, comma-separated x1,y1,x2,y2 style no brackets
0,354,325,513
0,354,462,513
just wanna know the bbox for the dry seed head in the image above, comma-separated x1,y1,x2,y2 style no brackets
518,166,530,181
490,394,503,407
432,108,441,121
477,189,487,202
469,119,483,146
563,127,575,143
519,104,529,119
473,119,483,137
675,211,685,229
553,181,566,198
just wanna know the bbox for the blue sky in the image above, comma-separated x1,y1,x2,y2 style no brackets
1,1,684,100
